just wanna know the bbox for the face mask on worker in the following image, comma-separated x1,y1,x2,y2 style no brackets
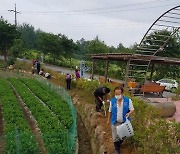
115,95,122,100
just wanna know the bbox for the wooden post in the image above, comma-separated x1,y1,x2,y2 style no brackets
150,63,155,81
124,59,131,88
104,60,109,83
91,59,95,80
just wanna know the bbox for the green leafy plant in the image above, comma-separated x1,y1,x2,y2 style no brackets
8,78,71,153
0,78,38,153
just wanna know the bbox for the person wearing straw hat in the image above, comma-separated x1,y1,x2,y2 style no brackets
107,86,134,154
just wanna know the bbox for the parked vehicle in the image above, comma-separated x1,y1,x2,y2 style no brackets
156,79,178,92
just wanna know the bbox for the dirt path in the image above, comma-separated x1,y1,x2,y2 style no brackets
77,113,93,154
0,104,5,154
10,83,47,154
50,78,93,154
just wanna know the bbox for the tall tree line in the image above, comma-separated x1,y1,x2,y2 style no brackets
0,17,179,79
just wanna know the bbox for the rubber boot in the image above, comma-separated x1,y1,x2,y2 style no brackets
114,141,120,154
114,140,123,154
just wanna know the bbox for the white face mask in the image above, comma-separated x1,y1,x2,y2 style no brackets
115,95,122,100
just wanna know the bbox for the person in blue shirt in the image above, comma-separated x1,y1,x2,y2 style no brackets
107,86,134,154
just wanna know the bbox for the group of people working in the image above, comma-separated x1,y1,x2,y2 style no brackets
32,59,133,153
94,86,134,154
32,59,51,79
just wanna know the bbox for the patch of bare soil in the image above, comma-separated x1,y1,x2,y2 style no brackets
50,77,137,154
77,113,93,154
0,104,5,154
10,83,47,154
50,78,93,154
96,113,137,154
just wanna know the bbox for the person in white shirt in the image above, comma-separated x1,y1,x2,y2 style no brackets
107,86,134,154
39,69,44,76
44,72,51,79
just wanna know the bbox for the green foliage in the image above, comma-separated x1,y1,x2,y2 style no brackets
8,78,73,153
60,34,78,59
0,60,7,70
0,17,19,61
8,78,65,132
0,78,38,153
76,79,99,93
131,100,180,154
20,78,73,129
145,30,180,80
17,23,39,50
14,60,32,71
74,79,180,153
116,43,134,53
9,39,25,58
86,38,109,54
38,32,62,59
7,57,16,65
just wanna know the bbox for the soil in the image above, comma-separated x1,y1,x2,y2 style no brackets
1,71,137,154
0,104,5,154
71,90,137,154
51,77,137,154
50,78,94,154
95,112,137,154
10,83,47,154
77,113,93,154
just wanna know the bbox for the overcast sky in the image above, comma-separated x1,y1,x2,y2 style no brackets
0,0,179,47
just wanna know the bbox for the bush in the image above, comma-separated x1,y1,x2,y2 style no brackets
7,57,16,65
74,79,180,153
14,61,32,71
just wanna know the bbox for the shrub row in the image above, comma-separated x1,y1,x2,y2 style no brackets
75,78,180,153
8,78,69,153
0,78,38,153
20,78,73,129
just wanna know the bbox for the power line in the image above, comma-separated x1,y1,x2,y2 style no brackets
17,3,179,17
19,0,174,15
8,4,20,26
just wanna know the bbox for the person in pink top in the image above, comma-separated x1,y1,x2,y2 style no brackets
75,69,80,80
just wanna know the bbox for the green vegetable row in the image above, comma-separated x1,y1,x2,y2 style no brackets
0,78,39,154
20,78,73,129
8,78,69,153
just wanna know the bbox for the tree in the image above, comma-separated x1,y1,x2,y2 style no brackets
145,30,180,79
9,39,25,58
0,17,19,61
18,23,38,49
60,34,77,57
38,32,62,61
117,42,134,53
87,39,109,54
117,43,125,50
59,34,78,66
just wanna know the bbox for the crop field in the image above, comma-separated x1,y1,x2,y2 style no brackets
0,77,74,154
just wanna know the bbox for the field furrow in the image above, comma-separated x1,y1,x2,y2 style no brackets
20,78,73,129
9,81,47,154
8,78,69,153
0,78,39,153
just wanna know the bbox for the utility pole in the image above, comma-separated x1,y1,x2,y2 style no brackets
8,4,20,27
